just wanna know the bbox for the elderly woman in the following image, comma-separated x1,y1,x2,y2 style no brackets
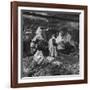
30,27,44,54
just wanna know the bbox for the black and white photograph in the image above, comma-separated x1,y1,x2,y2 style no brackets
20,9,80,78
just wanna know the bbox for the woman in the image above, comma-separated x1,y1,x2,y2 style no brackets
48,34,57,57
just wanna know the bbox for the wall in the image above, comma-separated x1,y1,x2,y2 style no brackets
0,0,89,90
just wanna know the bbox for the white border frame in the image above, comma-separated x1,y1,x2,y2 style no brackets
18,7,84,83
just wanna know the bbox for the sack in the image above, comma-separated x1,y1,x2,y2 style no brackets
33,50,44,64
